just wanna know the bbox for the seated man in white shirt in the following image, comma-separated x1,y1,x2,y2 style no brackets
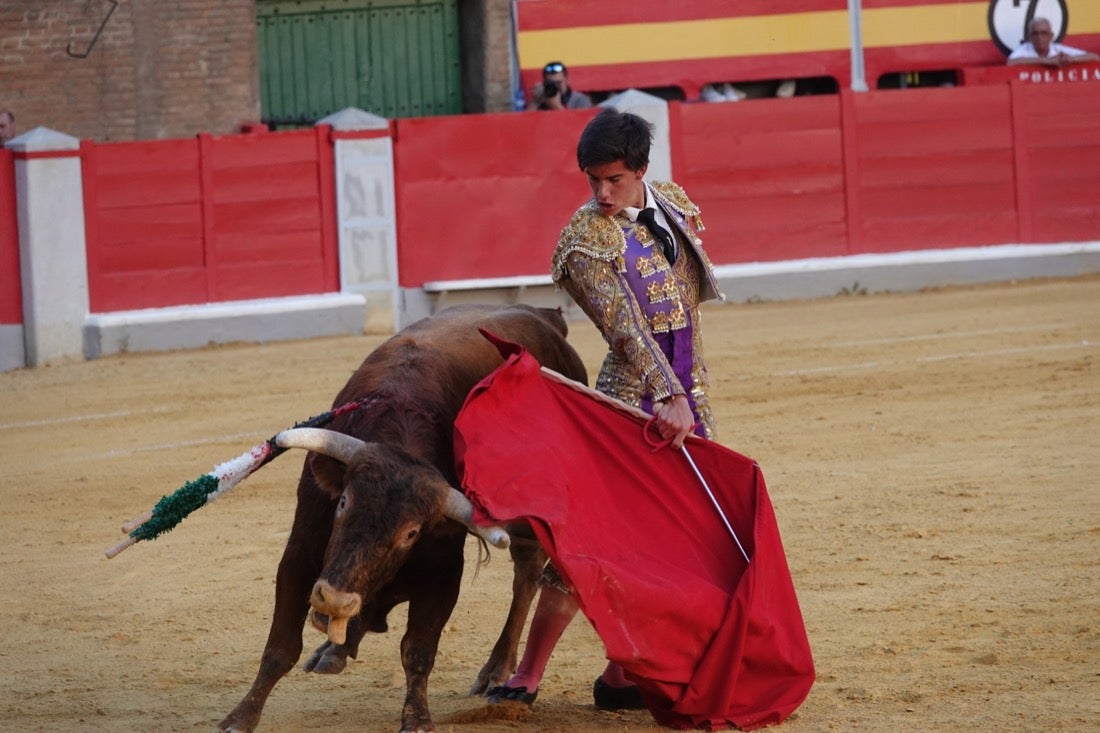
1007,17,1099,67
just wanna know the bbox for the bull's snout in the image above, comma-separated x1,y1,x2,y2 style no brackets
310,580,362,645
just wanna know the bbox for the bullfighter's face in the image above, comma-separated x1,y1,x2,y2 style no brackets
584,159,646,218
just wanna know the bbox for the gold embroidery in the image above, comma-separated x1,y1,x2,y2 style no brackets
662,274,678,301
646,280,664,303
651,311,670,334
669,302,687,330
636,254,656,278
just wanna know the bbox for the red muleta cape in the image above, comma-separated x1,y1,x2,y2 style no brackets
454,333,814,730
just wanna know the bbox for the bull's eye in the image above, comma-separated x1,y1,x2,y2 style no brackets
405,528,419,541
336,494,348,517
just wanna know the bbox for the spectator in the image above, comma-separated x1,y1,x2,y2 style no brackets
1007,17,1099,67
487,108,722,711
527,61,593,111
0,110,15,145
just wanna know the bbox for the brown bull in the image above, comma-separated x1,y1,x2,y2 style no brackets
216,304,588,733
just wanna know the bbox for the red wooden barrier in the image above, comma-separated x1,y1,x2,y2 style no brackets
392,109,597,287
61,83,1100,314
0,148,20,325
1011,82,1100,243
675,96,848,263
847,85,1019,253
83,127,338,313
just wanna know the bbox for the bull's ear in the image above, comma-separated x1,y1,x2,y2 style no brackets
276,428,368,500
308,453,346,498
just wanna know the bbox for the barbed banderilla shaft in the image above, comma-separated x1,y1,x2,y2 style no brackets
104,395,379,559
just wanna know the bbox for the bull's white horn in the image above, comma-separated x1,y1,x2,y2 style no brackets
443,488,510,549
276,428,367,465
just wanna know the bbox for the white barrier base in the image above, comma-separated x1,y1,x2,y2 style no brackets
0,324,26,372
400,242,1100,329
83,293,368,359
713,243,1100,303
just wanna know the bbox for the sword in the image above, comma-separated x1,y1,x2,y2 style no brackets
681,445,751,564
539,367,752,564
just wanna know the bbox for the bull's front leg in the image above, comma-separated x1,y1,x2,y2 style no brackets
217,524,327,732
470,524,546,694
398,555,463,733
217,475,337,732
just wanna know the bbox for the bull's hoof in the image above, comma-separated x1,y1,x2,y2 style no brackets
302,640,349,674
214,716,256,732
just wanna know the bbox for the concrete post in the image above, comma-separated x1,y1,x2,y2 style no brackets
9,127,88,365
318,108,400,333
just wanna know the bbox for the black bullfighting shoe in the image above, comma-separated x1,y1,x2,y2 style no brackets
486,684,538,705
592,676,646,710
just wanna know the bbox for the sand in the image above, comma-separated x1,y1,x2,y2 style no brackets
1,275,1096,732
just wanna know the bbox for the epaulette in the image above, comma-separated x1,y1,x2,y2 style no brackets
652,181,705,232
550,202,627,281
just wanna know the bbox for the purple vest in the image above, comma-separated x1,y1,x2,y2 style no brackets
619,207,703,433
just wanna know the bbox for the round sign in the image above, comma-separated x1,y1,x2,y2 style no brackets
988,0,1069,56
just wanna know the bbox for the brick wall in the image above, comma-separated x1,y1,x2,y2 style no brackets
0,0,259,142
458,0,514,114
482,0,515,112
0,0,515,141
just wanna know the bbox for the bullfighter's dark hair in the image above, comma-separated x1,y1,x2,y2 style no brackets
576,108,652,173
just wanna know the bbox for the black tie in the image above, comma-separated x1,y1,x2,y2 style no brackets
637,208,676,262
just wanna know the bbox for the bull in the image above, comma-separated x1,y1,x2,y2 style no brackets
215,304,588,733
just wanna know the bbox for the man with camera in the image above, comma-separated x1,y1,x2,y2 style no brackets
527,61,593,111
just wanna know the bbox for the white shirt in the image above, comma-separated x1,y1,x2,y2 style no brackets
1008,41,1089,60
623,184,678,260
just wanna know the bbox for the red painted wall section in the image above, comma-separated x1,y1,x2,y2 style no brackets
68,84,1100,312
675,96,848,263
849,85,1019,253
393,109,597,287
84,127,338,312
0,148,21,325
204,127,338,302
1012,83,1100,243
83,137,206,312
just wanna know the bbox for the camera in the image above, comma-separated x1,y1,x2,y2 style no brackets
543,80,561,97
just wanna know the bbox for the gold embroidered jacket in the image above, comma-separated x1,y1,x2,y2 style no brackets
551,181,723,438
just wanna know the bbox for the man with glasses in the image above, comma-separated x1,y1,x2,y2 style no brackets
527,61,593,111
1007,17,1098,67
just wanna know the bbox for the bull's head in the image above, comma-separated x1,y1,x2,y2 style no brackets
275,427,509,644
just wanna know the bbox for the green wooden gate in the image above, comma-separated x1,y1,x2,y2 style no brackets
257,0,460,125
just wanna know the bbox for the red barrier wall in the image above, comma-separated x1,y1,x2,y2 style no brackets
0,148,20,325
83,127,338,313
674,96,848,263
393,109,597,286
845,85,1019,253
1012,82,1100,243
52,83,1100,315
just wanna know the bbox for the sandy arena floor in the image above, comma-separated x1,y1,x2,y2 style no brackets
1,276,1096,732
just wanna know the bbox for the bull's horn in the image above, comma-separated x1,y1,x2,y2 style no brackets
276,428,367,465
443,488,510,549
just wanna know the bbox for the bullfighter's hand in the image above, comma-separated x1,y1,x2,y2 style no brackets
654,394,694,449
